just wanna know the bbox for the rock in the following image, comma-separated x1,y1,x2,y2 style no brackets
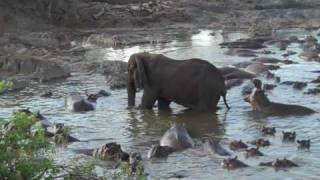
252,57,281,64
106,73,127,89
282,51,297,57
304,88,320,95
311,76,320,83
275,40,289,51
0,55,70,82
225,48,257,57
282,59,296,64
263,83,276,91
244,63,269,75
225,79,243,89
281,81,307,90
220,38,266,50
41,91,53,98
299,49,320,62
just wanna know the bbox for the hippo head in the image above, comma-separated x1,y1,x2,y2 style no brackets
87,94,98,102
252,79,262,89
53,123,65,134
147,144,175,159
282,131,296,141
262,126,276,135
297,139,311,149
93,142,123,161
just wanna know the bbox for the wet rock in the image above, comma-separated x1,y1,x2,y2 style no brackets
225,70,256,80
97,90,111,97
102,61,128,89
304,88,320,95
219,67,239,76
6,77,29,92
260,158,298,169
233,62,253,68
41,91,53,98
288,36,299,43
282,50,297,57
147,144,175,159
266,64,280,70
282,59,296,64
262,126,276,135
281,81,307,90
299,49,320,62
222,156,248,170
275,40,289,51
263,84,277,91
220,38,266,50
229,140,248,151
0,55,70,82
311,76,320,83
282,131,296,142
251,57,281,64
244,63,269,75
225,79,243,89
245,147,263,158
225,48,257,57
297,139,311,149
249,138,270,147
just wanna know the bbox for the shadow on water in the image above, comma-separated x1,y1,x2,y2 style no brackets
126,108,225,140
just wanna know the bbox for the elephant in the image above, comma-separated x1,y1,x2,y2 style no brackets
127,52,229,111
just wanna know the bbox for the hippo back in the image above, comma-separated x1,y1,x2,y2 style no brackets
65,93,95,112
160,123,194,150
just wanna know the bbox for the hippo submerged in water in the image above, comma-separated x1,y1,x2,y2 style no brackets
245,79,316,116
202,137,231,156
65,91,109,112
148,123,194,159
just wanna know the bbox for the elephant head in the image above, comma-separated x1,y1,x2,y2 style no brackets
127,53,149,106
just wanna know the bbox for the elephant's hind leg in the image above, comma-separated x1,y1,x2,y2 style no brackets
157,98,171,109
141,89,157,109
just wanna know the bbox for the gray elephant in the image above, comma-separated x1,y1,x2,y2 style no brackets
127,52,229,111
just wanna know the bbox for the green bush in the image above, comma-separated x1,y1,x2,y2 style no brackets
0,80,13,94
0,112,58,179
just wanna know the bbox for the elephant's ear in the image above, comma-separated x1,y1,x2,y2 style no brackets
135,54,148,89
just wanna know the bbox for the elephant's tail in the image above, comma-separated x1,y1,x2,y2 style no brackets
222,94,230,109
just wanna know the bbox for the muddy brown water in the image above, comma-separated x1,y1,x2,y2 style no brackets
1,29,320,179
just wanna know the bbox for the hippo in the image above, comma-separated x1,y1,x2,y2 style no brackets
245,79,315,116
305,88,320,95
221,156,248,170
129,152,142,173
282,131,296,142
249,138,270,147
65,92,99,112
92,142,129,161
50,123,80,144
297,139,311,149
203,138,231,156
147,144,175,159
311,76,320,83
229,140,248,151
262,126,276,135
245,147,264,158
260,158,298,169
160,123,194,150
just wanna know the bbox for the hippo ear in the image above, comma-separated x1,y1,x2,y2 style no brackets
234,156,238,160
134,54,148,89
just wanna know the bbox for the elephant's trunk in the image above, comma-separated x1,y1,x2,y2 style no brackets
128,80,136,107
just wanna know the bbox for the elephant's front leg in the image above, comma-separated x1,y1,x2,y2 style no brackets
157,98,171,109
141,89,157,109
